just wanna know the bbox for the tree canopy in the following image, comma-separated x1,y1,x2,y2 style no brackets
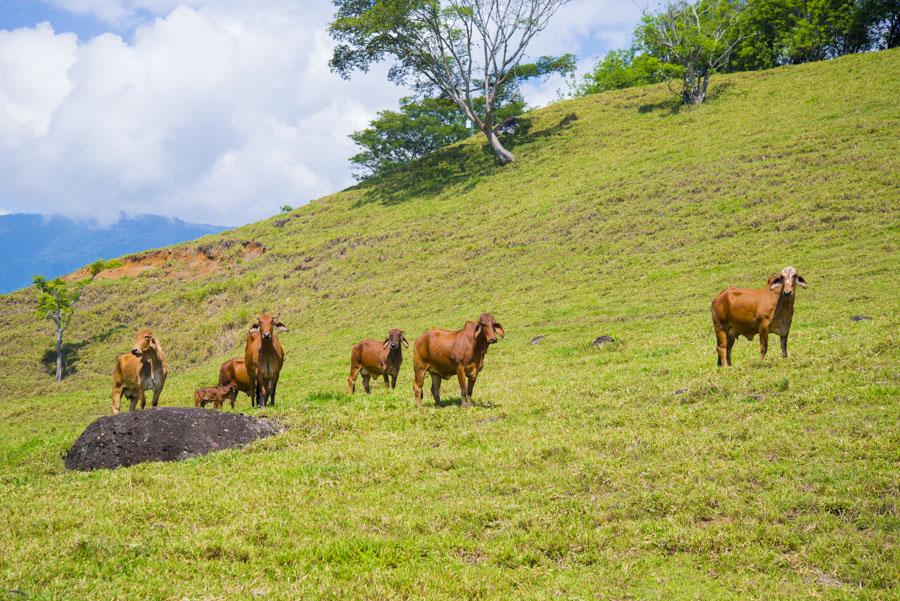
330,0,573,165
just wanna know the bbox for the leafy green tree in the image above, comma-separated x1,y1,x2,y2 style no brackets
865,0,900,48
575,49,682,96
330,0,573,165
350,92,525,179
33,261,103,382
636,0,745,104
280,204,293,213
730,0,889,70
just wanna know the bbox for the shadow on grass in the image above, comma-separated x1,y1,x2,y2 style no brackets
638,82,736,114
353,113,579,208
433,397,498,409
41,324,127,378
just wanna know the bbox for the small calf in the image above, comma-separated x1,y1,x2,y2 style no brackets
711,266,807,366
194,383,236,409
348,328,408,394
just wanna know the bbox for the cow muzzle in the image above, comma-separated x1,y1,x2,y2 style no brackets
131,348,141,357
783,290,794,297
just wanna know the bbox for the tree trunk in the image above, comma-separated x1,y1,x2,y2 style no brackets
55,328,63,382
483,127,515,165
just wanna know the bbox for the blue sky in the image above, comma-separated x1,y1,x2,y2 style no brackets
0,1,639,226
1,1,109,38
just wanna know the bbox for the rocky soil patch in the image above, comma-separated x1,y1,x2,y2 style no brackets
65,407,283,471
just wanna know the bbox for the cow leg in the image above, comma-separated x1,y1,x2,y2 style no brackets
151,387,161,408
780,334,789,358
383,373,390,389
467,375,477,406
112,386,123,415
348,364,362,394
138,389,147,410
413,367,425,408
390,373,398,390
726,334,735,367
759,326,769,361
229,389,237,410
430,373,442,405
270,377,278,407
457,368,471,408
129,392,138,412
362,374,371,394
715,328,728,367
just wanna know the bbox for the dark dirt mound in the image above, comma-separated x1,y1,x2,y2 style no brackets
65,407,283,471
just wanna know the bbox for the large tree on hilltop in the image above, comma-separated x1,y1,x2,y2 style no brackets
330,0,573,165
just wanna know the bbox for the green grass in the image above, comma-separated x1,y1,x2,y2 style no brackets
1,50,898,599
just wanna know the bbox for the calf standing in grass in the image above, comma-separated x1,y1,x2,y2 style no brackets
711,266,807,366
244,314,287,407
348,328,408,394
111,329,168,414
413,313,504,408
218,357,253,408
194,383,236,409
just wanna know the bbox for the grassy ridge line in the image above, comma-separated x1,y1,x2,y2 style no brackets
0,50,897,599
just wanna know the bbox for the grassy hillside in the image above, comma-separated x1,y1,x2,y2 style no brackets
1,50,898,600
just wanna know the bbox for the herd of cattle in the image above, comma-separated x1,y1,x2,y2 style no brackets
109,266,806,414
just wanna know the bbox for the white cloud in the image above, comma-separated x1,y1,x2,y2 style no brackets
1,1,637,225
1,2,404,225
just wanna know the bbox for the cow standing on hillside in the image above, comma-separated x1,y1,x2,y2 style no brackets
348,328,408,394
711,266,807,366
244,314,287,407
111,329,168,414
412,313,504,408
218,357,253,408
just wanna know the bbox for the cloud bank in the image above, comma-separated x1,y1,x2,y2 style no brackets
0,1,638,226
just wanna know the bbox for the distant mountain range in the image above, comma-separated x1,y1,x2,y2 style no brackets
0,213,228,294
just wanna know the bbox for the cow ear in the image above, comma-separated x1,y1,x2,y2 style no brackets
768,275,782,290
796,274,807,288
382,337,390,349
249,323,260,334
495,323,505,338
150,335,161,351
401,335,409,348
275,321,289,332
474,323,482,337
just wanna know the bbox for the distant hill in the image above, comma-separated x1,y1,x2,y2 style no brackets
0,213,228,293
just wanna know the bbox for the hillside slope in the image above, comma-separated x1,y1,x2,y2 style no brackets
0,213,228,293
0,51,897,600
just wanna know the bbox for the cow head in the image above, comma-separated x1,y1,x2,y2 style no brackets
249,314,288,341
474,313,505,344
768,266,807,297
383,328,408,350
131,329,159,357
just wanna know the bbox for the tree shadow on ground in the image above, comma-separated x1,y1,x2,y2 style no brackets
638,82,735,114
41,324,127,378
352,113,580,208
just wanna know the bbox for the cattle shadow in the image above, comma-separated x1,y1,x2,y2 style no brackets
433,397,499,409
41,324,127,378
352,113,579,208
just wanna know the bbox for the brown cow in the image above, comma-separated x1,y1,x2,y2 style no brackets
412,313,505,408
111,329,169,414
711,266,807,367
217,358,253,408
348,328,408,394
244,314,287,407
194,383,236,409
